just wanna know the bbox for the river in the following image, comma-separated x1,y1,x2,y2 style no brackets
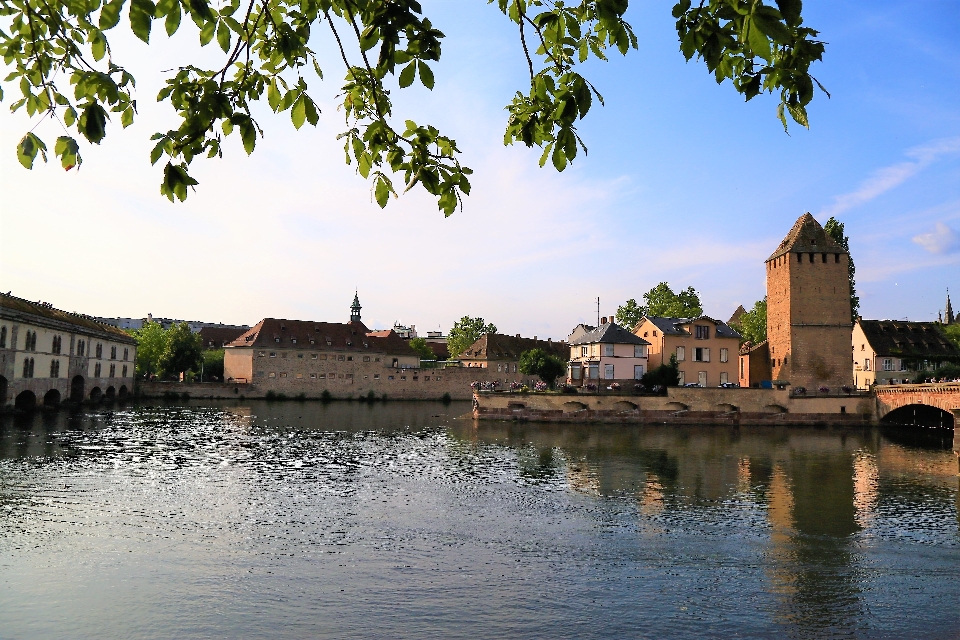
1,400,957,639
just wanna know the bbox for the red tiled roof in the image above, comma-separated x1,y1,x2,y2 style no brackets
199,326,247,348
227,318,416,356
458,333,568,361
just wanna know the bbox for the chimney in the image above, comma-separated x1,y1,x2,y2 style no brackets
548,338,552,342
534,336,538,340
600,316,607,324
516,333,520,338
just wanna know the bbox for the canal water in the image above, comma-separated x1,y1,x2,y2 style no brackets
0,401,957,639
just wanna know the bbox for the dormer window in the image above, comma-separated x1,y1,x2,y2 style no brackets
275,337,281,343
346,341,352,346
310,339,315,344
280,325,286,331
291,338,297,344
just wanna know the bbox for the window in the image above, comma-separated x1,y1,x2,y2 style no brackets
571,365,581,380
581,346,588,357
497,364,502,372
123,347,128,360
280,373,287,378
634,365,644,380
110,346,117,360
259,351,266,357
643,331,648,337
338,355,345,361
740,359,744,378
96,343,103,358
604,364,615,379
363,356,370,362
122,365,127,377
513,364,517,373
296,373,303,379
900,359,907,371
400,376,406,380
695,325,710,339
864,359,871,371
882,358,893,371
413,376,418,381
50,360,60,377
291,339,297,344
720,348,728,363
276,338,281,343
270,352,277,358
678,370,685,385
78,340,85,356
603,344,614,357
319,354,327,360
94,363,101,377
269,372,276,378
424,376,430,381
109,364,116,378
375,357,381,362
693,348,710,362
52,335,62,354
720,372,729,384
374,374,380,380
312,354,318,359
588,364,599,379
388,375,394,380
653,330,658,337
318,373,326,379
22,357,34,378
310,373,317,379
634,345,646,358
676,346,685,361
0,325,5,348
347,356,353,361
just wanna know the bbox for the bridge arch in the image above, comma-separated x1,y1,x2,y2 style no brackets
880,404,955,430
43,389,61,407
875,384,960,424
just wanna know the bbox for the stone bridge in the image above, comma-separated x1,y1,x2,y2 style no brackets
874,383,960,424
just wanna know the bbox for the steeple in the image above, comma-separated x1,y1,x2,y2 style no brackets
946,289,954,325
350,291,362,322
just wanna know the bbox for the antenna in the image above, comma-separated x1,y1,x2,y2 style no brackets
597,297,600,326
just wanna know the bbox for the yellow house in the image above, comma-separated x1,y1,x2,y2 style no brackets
633,316,741,387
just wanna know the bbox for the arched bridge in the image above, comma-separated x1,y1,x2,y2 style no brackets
875,383,960,426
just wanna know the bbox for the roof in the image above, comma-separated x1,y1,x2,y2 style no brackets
728,305,747,326
767,212,845,262
226,318,417,356
740,340,769,356
458,333,568,361
857,320,960,359
199,326,248,348
641,315,742,340
569,322,649,346
0,292,136,343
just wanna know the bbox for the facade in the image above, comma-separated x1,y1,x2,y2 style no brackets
766,213,853,391
567,321,649,385
457,333,568,382
852,319,960,388
738,341,772,388
566,323,596,344
634,315,741,387
0,293,137,409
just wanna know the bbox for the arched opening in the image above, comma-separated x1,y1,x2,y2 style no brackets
43,389,61,407
881,404,955,430
15,390,36,411
507,402,525,411
613,400,638,412
70,376,84,403
0,375,7,407
665,402,688,411
89,387,102,403
716,403,739,413
105,386,116,401
118,385,128,400
562,401,587,413
764,404,788,414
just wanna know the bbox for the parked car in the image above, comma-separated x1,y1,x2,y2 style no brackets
719,382,740,388
683,383,701,388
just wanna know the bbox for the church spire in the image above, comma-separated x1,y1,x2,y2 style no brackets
946,288,954,325
350,291,362,322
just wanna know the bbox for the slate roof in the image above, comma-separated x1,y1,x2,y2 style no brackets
199,326,248,349
0,292,136,343
458,333,568,361
227,318,417,356
569,322,650,346
767,212,845,262
643,316,742,340
858,320,960,359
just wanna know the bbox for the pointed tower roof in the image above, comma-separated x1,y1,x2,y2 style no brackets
350,291,362,322
946,289,954,325
767,212,845,262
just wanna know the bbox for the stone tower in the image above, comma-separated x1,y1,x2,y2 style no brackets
350,291,362,322
945,289,954,325
766,213,853,390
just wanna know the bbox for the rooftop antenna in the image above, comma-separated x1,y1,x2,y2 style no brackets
597,296,600,326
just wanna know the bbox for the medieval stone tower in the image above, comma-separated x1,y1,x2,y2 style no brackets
766,213,853,390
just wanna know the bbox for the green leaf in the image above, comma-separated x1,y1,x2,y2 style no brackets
100,0,125,30
121,106,134,128
238,117,256,154
745,17,772,62
165,0,182,36
200,19,215,46
79,104,108,144
129,0,155,43
374,176,390,208
291,96,306,129
216,19,230,53
551,144,567,171
303,95,319,126
91,31,107,61
267,81,281,111
16,132,47,169
398,62,416,89
358,152,372,178
54,136,81,170
418,61,434,90
775,0,802,26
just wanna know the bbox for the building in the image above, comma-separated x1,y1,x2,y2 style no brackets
567,319,649,385
0,293,137,409
766,213,853,390
97,314,249,334
634,315,741,387
567,323,596,344
852,319,960,388
738,341,771,388
456,333,567,381
199,326,249,349
941,290,955,325
392,323,417,339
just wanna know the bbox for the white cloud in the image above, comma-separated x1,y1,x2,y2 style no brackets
912,222,960,254
819,136,960,217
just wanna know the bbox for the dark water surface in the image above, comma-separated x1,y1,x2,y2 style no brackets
1,401,958,639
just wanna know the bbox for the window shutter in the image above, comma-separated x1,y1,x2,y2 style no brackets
704,348,710,362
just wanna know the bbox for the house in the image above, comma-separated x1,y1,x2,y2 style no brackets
199,325,249,349
456,333,567,381
0,293,137,409
633,315,741,387
566,323,596,344
738,341,771,388
852,319,960,388
567,319,649,385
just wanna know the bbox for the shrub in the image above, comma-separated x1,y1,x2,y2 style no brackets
441,392,452,404
321,390,332,403
295,392,306,402
265,390,277,401
641,354,681,388
367,390,377,402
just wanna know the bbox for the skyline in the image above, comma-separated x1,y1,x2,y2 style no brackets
1,0,958,339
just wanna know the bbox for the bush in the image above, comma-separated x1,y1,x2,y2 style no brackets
367,390,377,402
266,390,277,401
641,354,681,388
441,392,452,404
295,392,306,402
321,390,332,403
519,349,566,388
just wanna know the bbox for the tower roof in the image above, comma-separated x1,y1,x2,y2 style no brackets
946,289,954,324
767,212,845,262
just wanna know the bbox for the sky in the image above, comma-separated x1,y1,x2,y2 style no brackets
1,1,958,339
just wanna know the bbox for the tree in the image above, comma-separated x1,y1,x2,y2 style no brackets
619,283,703,321
519,349,566,388
202,348,225,380
824,217,859,322
408,337,436,361
129,321,167,377
730,297,766,345
448,316,497,359
615,298,643,329
3,0,825,214
943,324,960,350
159,322,203,379
641,353,680,388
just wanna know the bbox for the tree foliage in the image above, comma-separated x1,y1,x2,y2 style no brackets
1,0,824,214
202,348,225,379
641,353,680,387
518,348,566,388
824,216,859,322
447,315,496,359
129,321,167,376
943,324,960,351
160,321,204,377
730,297,766,345
617,282,703,324
408,336,435,360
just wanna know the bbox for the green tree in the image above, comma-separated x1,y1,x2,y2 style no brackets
129,321,167,377
614,298,643,329
448,316,497,359
202,348,225,380
629,282,704,318
519,349,567,388
943,324,960,350
408,337,436,361
641,353,680,387
824,216,859,321
730,297,766,345
159,322,203,379
3,1,825,214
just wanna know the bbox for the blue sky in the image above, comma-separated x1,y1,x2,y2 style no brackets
1,1,957,338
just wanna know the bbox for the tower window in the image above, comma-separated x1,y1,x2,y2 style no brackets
822,253,827,263
808,253,814,263
797,253,802,262
835,254,840,263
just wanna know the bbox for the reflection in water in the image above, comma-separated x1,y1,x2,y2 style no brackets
0,402,958,639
